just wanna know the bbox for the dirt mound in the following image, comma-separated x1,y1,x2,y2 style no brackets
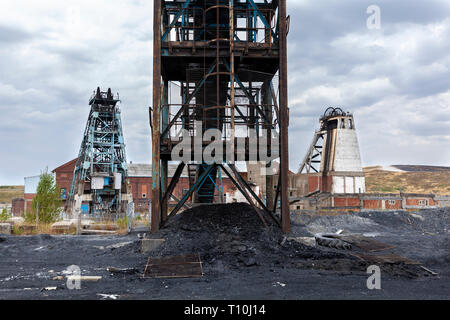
152,203,346,270
302,215,381,235
168,202,268,236
358,208,450,234
148,203,429,278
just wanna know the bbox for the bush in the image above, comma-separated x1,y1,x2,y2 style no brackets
0,208,10,222
27,172,62,224
116,217,128,230
24,209,36,224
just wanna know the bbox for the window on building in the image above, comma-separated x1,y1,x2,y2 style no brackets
142,193,147,199
419,199,428,206
388,200,396,205
60,188,67,200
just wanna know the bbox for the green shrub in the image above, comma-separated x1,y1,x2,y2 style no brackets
0,208,10,222
116,217,128,230
27,172,62,224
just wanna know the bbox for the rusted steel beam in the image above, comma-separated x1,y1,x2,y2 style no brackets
263,81,274,210
170,194,192,210
160,137,278,162
229,0,235,165
278,0,290,233
223,61,273,127
219,164,268,229
161,80,169,223
151,0,162,234
160,60,218,139
273,174,281,213
161,162,186,205
228,163,280,227
162,164,216,226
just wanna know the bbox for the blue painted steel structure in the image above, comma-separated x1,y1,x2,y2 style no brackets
67,88,128,219
152,0,290,232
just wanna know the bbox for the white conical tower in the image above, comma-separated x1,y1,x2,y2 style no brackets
299,108,365,194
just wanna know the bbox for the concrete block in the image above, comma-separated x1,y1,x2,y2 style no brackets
287,236,316,247
80,229,117,235
51,221,76,234
18,225,36,233
83,223,119,231
141,239,165,254
52,220,74,228
0,223,12,235
409,213,425,221
7,217,25,226
67,219,95,228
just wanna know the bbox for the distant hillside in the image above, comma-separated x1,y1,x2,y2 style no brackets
391,165,450,172
363,167,450,195
0,186,24,204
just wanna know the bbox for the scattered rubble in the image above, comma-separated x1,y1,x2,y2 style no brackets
6,217,24,226
141,238,165,254
0,204,448,299
0,223,12,235
66,275,102,282
107,267,138,274
97,294,119,300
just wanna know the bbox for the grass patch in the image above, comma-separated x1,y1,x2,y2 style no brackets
0,186,24,203
365,170,450,195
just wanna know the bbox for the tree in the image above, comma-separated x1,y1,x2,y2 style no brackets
0,207,9,222
28,172,62,224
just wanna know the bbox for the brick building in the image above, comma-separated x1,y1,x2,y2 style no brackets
52,159,245,214
285,108,446,213
11,198,25,216
127,163,244,213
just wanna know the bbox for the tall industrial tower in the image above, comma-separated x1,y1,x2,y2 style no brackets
151,0,290,232
67,88,130,220
298,107,366,194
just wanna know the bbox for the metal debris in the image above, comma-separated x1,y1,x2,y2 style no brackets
66,276,102,282
420,266,438,276
351,253,420,265
334,234,396,252
315,233,352,250
41,287,58,292
107,267,138,274
143,254,203,279
97,294,120,300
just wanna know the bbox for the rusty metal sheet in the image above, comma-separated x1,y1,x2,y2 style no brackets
351,253,420,265
143,254,203,279
336,234,396,252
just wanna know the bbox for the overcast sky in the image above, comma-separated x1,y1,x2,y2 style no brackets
0,0,449,185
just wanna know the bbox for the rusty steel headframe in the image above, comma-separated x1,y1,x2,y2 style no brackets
151,0,290,233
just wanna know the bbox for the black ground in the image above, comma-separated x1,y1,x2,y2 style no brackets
0,204,448,300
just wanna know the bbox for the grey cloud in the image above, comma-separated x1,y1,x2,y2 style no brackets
1,0,450,185
0,24,33,43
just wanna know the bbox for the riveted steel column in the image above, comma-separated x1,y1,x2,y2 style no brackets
151,0,162,233
161,80,169,223
262,80,274,210
279,0,290,233
229,0,235,164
